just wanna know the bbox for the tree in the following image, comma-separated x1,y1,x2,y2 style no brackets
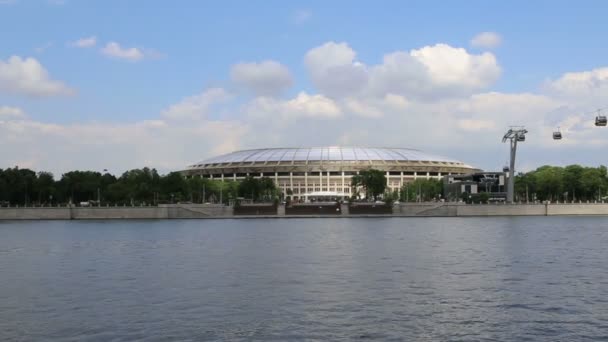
351,169,387,200
400,179,443,202
477,192,490,204
513,164,608,202
534,166,563,201
563,165,584,201
33,172,55,205
237,176,276,202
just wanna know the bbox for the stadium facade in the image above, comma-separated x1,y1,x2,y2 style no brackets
182,147,480,200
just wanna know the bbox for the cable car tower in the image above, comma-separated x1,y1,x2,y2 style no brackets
502,127,527,203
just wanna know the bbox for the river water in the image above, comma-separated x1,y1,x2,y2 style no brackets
1,217,607,341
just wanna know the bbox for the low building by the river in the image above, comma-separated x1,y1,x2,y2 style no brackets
443,172,507,202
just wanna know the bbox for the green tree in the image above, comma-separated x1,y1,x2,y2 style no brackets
563,165,584,201
400,179,443,202
351,169,386,200
33,172,55,205
534,166,563,201
237,176,276,202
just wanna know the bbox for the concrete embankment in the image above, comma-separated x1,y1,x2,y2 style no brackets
0,204,232,220
1,203,608,220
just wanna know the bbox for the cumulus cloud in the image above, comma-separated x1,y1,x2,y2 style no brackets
304,41,369,98
304,41,500,100
410,44,500,89
0,109,248,175
161,88,232,120
230,60,293,96
70,36,96,48
246,92,342,120
470,32,502,49
101,42,145,61
545,67,608,103
0,56,75,97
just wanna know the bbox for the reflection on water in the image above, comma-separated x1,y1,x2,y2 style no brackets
1,217,608,341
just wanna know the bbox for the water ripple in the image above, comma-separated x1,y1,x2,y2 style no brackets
1,217,607,341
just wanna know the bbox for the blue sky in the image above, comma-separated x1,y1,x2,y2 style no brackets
2,0,608,174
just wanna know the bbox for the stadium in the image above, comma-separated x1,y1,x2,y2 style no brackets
182,147,479,200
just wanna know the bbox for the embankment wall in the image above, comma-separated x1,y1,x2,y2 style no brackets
2,203,608,220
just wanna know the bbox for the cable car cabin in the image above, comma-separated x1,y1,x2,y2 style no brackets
517,134,525,142
596,116,607,127
553,131,562,140
502,166,510,173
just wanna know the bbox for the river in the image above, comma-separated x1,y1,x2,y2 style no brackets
1,217,607,341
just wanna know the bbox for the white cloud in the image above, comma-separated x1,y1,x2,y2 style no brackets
410,44,500,89
284,92,342,118
161,88,232,120
0,106,26,119
0,111,248,175
304,41,500,100
545,67,608,102
470,32,502,49
70,36,96,48
101,42,144,61
0,56,75,97
457,119,496,131
230,60,293,96
304,41,369,98
343,98,384,118
246,92,342,120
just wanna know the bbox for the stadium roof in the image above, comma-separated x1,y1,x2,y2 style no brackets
191,147,466,166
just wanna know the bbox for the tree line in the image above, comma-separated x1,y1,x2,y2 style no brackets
3,164,603,206
0,167,277,206
515,165,608,202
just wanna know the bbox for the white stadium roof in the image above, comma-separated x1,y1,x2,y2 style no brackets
192,147,465,166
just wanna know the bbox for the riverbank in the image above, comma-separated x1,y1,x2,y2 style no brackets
2,203,608,220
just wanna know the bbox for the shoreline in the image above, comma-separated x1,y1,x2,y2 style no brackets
2,203,608,220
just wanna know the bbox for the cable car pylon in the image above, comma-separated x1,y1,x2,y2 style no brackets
502,127,527,203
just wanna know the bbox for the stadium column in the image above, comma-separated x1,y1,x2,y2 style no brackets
304,172,308,202
289,172,293,195
341,171,345,199
319,172,322,191
386,171,390,188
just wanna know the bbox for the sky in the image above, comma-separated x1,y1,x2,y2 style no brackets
2,0,608,176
